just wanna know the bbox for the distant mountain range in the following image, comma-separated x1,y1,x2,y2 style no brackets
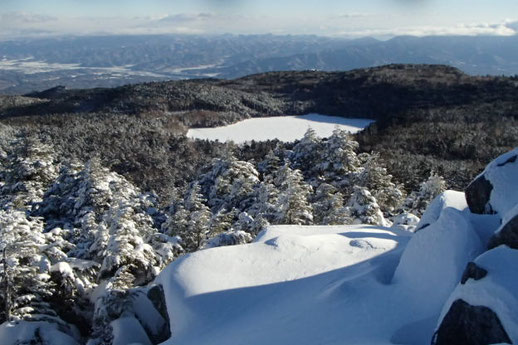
1,34,518,94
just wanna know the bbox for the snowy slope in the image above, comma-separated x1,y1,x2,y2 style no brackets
156,224,426,345
187,114,374,143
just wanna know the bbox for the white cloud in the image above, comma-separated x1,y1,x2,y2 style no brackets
335,20,518,38
157,13,215,23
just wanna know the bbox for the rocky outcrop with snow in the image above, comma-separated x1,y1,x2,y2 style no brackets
433,148,518,344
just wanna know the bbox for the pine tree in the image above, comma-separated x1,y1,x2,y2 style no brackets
0,210,54,322
345,186,389,226
404,173,447,216
273,164,313,225
164,183,213,252
0,137,58,210
247,182,279,223
198,155,260,212
312,183,351,225
257,148,282,179
356,152,405,214
291,128,320,170
321,128,361,174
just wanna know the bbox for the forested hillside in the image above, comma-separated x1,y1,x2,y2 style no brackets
3,64,518,190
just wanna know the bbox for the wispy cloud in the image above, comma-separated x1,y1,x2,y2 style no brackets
0,11,57,24
335,13,371,19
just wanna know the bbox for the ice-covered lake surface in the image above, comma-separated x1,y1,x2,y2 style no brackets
186,114,374,143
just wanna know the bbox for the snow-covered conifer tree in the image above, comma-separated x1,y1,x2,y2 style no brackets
0,137,58,210
356,152,405,214
198,155,260,212
290,128,322,177
273,164,313,225
312,183,351,225
345,186,389,226
404,173,447,216
164,183,212,252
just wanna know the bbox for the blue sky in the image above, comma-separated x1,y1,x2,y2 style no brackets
1,0,517,39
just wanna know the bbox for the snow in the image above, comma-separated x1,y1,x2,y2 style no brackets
50,262,74,278
110,316,152,345
161,225,404,297
132,291,168,339
186,114,374,143
391,212,420,232
415,190,467,231
393,207,484,321
157,225,417,345
0,321,79,345
437,245,518,342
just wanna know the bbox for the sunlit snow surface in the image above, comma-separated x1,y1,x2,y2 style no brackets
187,114,374,143
157,225,415,345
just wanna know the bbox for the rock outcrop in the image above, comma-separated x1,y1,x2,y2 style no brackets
434,148,518,344
433,299,511,345
465,149,518,216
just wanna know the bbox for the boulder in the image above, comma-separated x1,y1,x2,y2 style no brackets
147,284,170,326
489,205,518,249
460,262,487,284
147,284,171,342
489,216,518,249
434,246,518,344
465,149,518,216
465,175,493,214
432,299,511,345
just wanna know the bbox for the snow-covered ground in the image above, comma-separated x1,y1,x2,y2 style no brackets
186,114,374,143
156,225,413,344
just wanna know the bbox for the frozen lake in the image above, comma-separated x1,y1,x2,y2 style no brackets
187,114,374,143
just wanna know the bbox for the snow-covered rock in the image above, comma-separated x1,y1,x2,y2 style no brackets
432,148,518,345
488,203,518,249
392,207,484,322
110,316,152,345
414,190,467,231
0,321,80,345
391,212,420,232
465,147,518,216
434,246,518,344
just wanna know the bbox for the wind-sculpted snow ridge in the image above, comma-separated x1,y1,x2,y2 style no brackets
154,148,518,345
187,114,374,143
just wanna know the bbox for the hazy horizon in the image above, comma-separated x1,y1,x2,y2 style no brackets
1,0,517,40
